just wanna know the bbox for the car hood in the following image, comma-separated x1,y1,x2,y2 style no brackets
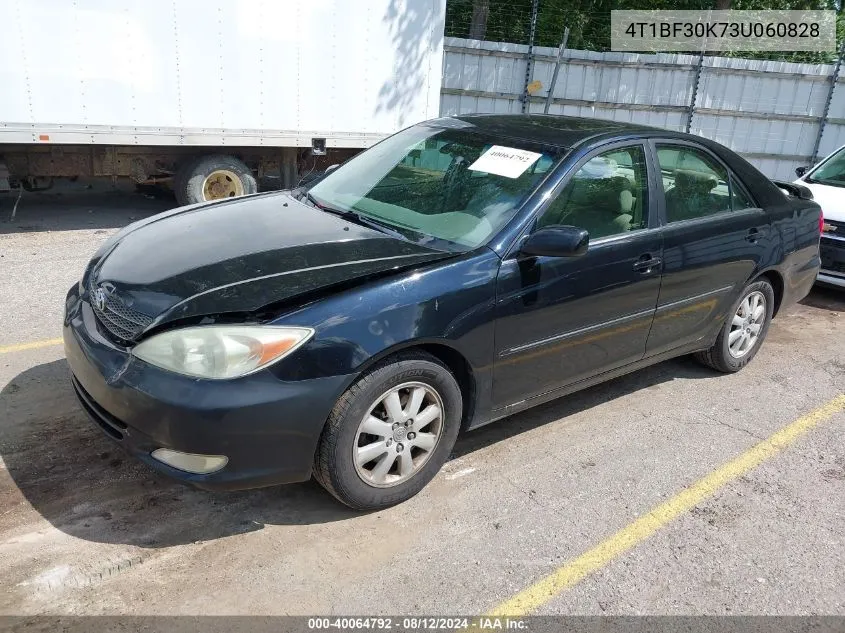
90,192,451,333
795,179,845,221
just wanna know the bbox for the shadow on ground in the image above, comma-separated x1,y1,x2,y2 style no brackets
1,354,712,549
0,187,174,234
800,284,845,312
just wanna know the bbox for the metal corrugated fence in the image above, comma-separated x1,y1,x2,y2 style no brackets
440,36,845,179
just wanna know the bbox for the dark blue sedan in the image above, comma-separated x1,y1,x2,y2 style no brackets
64,115,822,509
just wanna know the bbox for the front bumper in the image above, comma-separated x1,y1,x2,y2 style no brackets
818,233,845,288
63,284,351,490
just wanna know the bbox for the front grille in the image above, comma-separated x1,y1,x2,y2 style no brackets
88,281,153,342
823,259,845,274
823,218,844,236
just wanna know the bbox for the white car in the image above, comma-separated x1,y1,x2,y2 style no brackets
795,145,845,288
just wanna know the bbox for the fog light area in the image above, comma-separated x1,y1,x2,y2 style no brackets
151,448,228,474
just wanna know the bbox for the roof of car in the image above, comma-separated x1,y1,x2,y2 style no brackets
439,114,674,149
428,114,788,207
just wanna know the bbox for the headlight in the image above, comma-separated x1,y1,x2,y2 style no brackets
132,325,314,379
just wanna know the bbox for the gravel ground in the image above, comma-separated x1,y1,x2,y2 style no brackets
0,190,843,616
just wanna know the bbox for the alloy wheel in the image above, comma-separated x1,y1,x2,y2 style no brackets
353,382,444,488
728,290,766,358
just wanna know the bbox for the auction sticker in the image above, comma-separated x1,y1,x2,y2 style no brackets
469,145,542,179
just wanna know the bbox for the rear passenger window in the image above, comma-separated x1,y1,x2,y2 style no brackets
537,145,648,239
656,145,732,222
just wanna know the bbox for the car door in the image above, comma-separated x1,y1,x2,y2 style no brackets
644,140,771,357
492,141,663,411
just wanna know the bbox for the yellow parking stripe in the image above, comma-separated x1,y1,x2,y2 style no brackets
489,393,845,617
0,338,63,355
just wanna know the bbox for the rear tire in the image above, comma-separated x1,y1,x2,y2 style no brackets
313,351,463,510
695,279,774,373
174,154,257,206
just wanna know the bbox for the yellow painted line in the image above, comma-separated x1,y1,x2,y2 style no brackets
489,394,845,617
0,338,63,355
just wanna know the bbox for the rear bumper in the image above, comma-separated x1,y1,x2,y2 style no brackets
818,234,845,288
63,284,352,490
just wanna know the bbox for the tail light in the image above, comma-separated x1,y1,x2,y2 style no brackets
819,210,824,234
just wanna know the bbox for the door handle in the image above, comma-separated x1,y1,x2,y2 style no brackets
633,254,662,274
745,227,760,243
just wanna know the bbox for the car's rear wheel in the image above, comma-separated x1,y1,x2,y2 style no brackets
313,351,463,510
695,279,775,373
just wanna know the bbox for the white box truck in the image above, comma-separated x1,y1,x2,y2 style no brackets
0,0,446,205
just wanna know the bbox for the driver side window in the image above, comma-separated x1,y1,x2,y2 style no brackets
537,145,649,240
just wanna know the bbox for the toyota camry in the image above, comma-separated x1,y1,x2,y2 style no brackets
64,115,822,509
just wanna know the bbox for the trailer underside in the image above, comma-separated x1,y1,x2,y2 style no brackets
0,144,359,199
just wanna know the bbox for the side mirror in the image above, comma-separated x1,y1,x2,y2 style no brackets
521,225,589,258
795,166,808,178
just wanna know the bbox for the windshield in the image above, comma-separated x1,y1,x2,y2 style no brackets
809,146,845,188
306,124,563,251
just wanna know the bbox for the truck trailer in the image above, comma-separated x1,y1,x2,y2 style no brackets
0,0,446,205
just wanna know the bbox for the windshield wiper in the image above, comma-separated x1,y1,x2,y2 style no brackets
301,192,409,241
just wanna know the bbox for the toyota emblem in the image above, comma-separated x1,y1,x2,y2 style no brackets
93,287,108,311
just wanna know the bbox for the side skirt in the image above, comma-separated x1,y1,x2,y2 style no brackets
470,341,712,430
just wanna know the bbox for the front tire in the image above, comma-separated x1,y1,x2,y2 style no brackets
313,351,463,510
695,279,775,373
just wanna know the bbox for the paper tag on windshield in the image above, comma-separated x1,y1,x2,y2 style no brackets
469,145,542,179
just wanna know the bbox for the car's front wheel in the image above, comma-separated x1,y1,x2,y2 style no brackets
695,278,775,372
313,351,463,510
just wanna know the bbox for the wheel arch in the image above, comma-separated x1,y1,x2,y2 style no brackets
354,339,478,432
751,268,785,317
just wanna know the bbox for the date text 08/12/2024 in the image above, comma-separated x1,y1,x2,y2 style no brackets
306,617,527,630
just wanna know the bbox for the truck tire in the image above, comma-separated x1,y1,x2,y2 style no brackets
175,155,257,206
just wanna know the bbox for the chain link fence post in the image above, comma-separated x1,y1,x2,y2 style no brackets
544,27,570,114
686,51,705,133
520,0,540,114
686,46,706,134
810,39,844,165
